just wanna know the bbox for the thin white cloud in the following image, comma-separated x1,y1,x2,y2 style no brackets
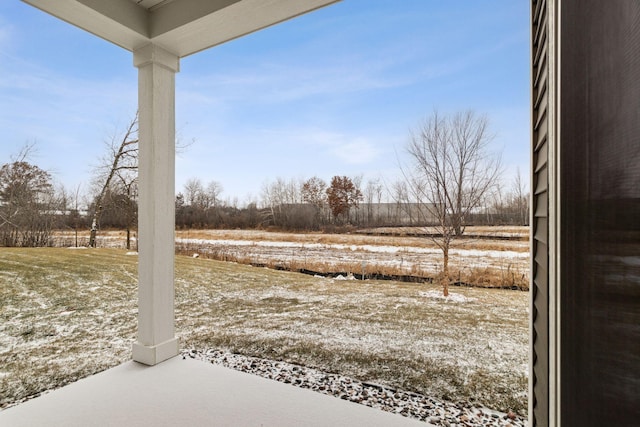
329,137,380,165
178,56,409,108
269,128,383,165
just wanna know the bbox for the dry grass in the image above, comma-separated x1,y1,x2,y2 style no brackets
174,228,530,253
1,248,528,416
176,249,529,290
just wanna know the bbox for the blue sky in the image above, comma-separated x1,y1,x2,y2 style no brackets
0,1,529,205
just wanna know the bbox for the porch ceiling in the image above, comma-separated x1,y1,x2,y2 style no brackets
21,0,339,57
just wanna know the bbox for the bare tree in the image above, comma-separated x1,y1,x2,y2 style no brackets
483,181,504,225
183,178,223,210
205,180,223,209
390,179,411,225
89,113,191,246
183,178,204,208
511,167,529,225
89,113,138,247
363,177,384,226
301,176,327,226
177,178,224,227
404,110,502,296
68,184,84,247
260,177,305,228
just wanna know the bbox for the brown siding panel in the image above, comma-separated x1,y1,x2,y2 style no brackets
534,166,547,195
534,143,547,173
534,218,548,244
530,0,549,425
534,192,548,218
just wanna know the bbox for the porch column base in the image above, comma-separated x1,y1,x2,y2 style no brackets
132,338,179,366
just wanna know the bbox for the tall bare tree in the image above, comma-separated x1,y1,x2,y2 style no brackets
511,167,529,225
205,180,223,209
404,110,502,296
183,178,204,208
89,113,138,247
363,177,384,226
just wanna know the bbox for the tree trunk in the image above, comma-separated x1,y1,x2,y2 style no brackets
88,209,101,248
442,245,450,297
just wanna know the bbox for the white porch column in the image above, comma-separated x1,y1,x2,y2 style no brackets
132,44,180,366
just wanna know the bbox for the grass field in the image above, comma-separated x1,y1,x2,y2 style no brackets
0,247,528,415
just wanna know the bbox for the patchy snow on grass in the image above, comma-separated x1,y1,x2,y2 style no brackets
419,290,477,303
176,237,527,259
1,245,529,418
333,274,355,281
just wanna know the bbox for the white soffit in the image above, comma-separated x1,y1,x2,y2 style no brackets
21,0,339,57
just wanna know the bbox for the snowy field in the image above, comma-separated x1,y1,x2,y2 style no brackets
174,228,530,289
0,247,528,418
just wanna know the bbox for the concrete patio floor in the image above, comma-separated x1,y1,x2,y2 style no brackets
0,356,432,426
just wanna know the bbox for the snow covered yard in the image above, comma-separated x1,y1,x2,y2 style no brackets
0,248,528,417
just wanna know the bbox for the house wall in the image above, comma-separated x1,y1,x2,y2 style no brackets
530,0,550,425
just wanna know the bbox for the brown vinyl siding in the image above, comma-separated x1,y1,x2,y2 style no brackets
530,0,549,425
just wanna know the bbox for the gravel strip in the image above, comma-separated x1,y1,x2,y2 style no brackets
184,349,527,427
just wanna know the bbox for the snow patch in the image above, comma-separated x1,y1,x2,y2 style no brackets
125,252,138,256
419,290,477,303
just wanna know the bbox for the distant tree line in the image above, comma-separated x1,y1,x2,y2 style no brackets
169,173,528,231
0,154,528,247
1,110,529,247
